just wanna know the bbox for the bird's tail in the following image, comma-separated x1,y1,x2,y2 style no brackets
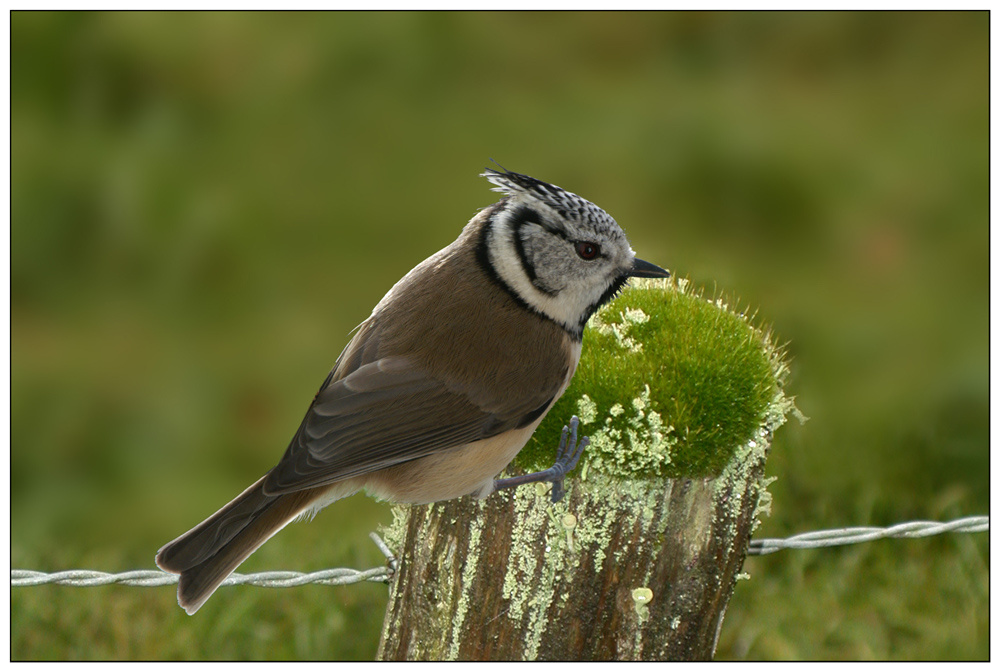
155,475,350,614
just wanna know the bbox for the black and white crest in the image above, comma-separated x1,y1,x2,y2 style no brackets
482,167,620,241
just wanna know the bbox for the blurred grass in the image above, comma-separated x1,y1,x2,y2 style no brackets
11,11,987,660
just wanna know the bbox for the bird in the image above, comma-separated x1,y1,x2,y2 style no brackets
155,166,669,614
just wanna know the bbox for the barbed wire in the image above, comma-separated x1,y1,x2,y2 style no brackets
12,532,396,589
10,567,391,588
747,515,988,555
11,517,987,588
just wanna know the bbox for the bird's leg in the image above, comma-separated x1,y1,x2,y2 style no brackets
493,415,589,503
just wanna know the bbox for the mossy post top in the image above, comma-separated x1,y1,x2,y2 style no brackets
517,277,792,481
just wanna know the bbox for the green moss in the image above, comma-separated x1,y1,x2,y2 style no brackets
516,277,787,480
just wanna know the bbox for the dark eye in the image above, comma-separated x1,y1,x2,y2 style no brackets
575,241,600,260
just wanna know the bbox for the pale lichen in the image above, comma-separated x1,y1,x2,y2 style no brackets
576,394,598,425
447,499,486,660
500,484,577,659
589,305,650,353
577,385,676,480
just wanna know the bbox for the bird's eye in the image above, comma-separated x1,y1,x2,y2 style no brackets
575,241,600,260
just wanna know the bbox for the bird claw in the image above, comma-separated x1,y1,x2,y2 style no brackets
548,416,589,503
492,415,589,503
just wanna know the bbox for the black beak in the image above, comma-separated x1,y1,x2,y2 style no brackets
628,257,670,279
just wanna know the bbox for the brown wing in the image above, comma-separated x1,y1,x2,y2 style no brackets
262,350,557,496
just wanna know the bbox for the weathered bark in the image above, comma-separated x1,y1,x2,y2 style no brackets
376,434,771,661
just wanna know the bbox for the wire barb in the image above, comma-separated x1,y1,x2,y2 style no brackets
369,531,398,576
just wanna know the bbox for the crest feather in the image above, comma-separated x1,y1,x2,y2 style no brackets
480,166,618,234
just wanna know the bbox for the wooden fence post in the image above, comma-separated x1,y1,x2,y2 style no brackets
376,430,773,660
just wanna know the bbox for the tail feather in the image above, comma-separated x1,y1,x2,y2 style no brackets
156,475,348,615
156,475,274,573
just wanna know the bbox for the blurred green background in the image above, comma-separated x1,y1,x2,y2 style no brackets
11,11,987,661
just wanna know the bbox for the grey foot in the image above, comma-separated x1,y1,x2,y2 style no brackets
494,415,589,503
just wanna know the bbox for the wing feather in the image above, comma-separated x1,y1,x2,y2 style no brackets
263,354,552,495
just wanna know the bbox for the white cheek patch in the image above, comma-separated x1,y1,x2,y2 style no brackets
487,217,611,334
